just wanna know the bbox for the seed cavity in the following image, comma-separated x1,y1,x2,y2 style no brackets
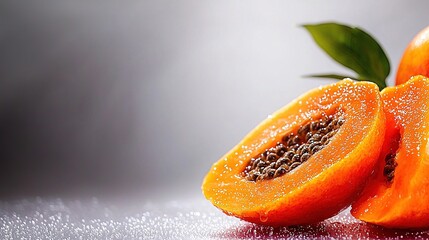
384,153,397,183
383,130,401,184
243,113,345,181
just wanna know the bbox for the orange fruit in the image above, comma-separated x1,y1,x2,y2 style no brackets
202,79,385,226
352,75,429,229
396,26,429,85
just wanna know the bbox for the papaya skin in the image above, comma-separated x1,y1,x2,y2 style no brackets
202,79,385,226
352,75,429,229
396,26,429,85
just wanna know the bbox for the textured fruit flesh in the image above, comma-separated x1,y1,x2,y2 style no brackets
202,79,385,226
352,75,429,229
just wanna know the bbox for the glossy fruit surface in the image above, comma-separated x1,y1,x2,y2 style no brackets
396,26,429,85
202,79,385,226
352,75,429,229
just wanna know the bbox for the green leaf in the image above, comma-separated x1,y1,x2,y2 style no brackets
304,73,356,80
303,22,389,90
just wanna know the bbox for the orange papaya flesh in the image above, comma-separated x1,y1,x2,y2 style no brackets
351,75,429,229
202,79,385,226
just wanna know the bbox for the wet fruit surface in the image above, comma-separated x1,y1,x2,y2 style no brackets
396,26,429,85
352,75,429,229
202,79,385,226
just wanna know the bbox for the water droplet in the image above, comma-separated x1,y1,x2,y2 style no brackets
259,212,269,222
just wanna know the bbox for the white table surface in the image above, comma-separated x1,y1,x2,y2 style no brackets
1,197,427,239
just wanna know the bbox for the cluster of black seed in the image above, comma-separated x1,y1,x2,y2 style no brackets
384,153,397,182
243,114,345,181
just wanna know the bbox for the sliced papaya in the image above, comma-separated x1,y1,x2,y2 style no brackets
202,79,385,226
351,75,429,229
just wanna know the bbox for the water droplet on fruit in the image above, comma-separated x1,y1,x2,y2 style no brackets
259,212,268,223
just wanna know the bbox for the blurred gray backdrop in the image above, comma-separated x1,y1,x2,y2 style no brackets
0,1,428,199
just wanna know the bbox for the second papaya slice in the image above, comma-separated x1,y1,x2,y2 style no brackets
202,79,385,226
352,75,429,229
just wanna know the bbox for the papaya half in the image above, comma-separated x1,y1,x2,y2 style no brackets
352,75,429,229
202,79,385,226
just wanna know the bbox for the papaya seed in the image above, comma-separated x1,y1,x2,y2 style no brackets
243,113,345,181
384,153,398,183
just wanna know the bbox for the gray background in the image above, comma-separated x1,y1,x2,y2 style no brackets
0,1,428,200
